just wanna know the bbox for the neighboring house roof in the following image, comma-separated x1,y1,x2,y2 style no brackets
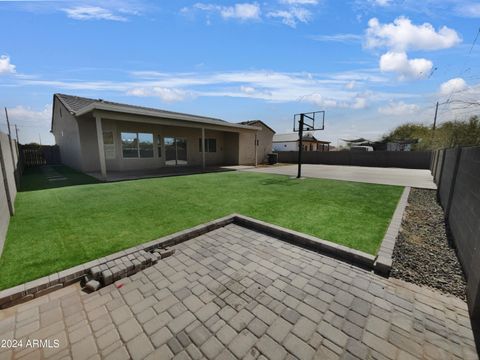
238,120,276,134
273,133,330,144
52,94,260,132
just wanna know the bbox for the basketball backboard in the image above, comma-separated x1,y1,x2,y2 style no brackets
293,111,325,132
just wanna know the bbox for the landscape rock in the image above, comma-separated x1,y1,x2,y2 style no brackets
391,188,467,300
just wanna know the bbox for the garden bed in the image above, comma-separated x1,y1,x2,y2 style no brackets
391,188,467,299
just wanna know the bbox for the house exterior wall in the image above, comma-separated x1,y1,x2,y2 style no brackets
74,117,241,171
239,122,274,165
224,133,239,165
51,98,83,170
273,141,298,152
273,141,329,152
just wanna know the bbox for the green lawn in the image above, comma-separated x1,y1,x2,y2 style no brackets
19,165,99,192
0,168,403,290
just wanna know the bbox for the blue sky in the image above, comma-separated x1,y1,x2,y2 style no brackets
0,0,479,146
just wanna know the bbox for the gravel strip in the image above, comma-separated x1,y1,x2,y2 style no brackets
391,188,467,300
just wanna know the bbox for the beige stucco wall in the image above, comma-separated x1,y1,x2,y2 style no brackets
239,122,274,165
224,133,239,165
52,98,83,171
75,117,241,172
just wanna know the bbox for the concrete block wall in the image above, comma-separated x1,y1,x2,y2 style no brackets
431,146,480,320
0,132,19,256
276,151,432,169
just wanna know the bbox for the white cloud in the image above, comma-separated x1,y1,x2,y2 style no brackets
280,0,319,4
7,104,51,125
0,55,16,75
378,101,419,115
440,77,467,95
18,69,405,108
193,2,260,21
221,3,260,20
379,51,432,79
373,0,392,6
240,85,256,93
301,92,369,109
345,80,356,89
267,7,311,27
310,33,362,42
62,6,128,21
456,3,480,18
365,17,461,52
128,87,192,102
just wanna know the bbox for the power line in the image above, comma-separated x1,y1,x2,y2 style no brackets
468,27,480,56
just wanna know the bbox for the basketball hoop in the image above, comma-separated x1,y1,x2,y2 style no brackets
293,111,325,178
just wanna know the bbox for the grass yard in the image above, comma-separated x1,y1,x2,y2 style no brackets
19,165,99,192
0,168,403,290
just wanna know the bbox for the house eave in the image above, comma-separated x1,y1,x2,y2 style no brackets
77,104,261,132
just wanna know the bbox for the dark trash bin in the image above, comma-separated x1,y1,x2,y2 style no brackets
267,153,278,165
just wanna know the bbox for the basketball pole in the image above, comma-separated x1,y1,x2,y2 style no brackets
297,114,304,179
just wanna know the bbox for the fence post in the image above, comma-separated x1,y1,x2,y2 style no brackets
0,137,14,216
434,149,441,180
445,146,463,219
435,149,446,205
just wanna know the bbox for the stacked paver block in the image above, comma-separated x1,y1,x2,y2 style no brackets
88,248,174,288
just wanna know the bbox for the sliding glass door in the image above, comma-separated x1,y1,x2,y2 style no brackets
164,137,188,166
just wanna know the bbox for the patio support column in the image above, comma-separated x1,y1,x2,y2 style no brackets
95,115,107,179
201,127,205,169
254,132,258,167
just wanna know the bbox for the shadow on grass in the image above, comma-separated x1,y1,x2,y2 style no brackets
19,165,100,192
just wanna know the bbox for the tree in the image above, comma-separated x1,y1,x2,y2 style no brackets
382,116,480,150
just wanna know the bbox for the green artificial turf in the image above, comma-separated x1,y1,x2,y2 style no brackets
0,168,403,289
19,165,99,192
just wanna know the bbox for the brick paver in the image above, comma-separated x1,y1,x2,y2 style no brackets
0,224,477,359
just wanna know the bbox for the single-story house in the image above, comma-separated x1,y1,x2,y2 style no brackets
238,120,275,164
51,94,274,178
273,133,330,152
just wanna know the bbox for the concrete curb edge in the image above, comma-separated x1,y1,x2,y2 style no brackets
374,186,411,276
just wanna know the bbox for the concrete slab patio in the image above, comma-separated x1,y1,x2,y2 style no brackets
243,164,437,189
0,224,476,360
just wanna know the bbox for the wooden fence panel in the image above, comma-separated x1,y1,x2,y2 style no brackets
19,145,61,167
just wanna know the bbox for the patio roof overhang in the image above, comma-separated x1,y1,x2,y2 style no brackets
78,103,261,133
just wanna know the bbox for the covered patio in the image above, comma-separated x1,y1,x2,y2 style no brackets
52,94,262,180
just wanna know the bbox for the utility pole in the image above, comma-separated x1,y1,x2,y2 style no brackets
433,101,439,132
14,124,20,158
14,124,19,143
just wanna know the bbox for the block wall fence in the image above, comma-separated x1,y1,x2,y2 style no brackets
431,146,480,320
276,150,431,169
0,131,20,256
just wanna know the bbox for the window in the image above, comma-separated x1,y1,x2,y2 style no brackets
138,133,154,158
199,138,217,152
121,132,138,158
121,132,154,158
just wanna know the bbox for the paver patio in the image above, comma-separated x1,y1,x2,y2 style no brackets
0,224,477,360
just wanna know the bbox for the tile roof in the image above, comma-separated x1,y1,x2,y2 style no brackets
53,94,259,131
238,120,276,134
56,93,229,122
